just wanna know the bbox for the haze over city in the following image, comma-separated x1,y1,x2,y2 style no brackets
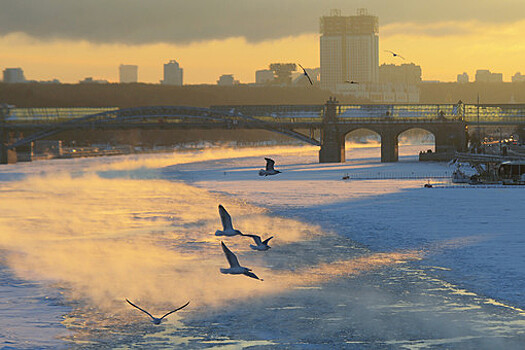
2,0,525,84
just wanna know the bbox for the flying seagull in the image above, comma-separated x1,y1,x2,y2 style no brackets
126,299,190,325
298,64,313,85
220,242,262,280
215,204,243,236
242,234,273,251
259,158,281,176
344,80,359,84
385,50,405,60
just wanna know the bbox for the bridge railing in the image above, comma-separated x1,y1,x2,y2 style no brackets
463,104,525,123
337,104,460,119
3,104,525,125
4,107,118,123
211,104,325,123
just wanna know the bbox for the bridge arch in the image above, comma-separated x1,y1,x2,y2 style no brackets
397,127,436,159
343,128,381,160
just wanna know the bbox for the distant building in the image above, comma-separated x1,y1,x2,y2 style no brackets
379,63,421,85
119,64,138,83
79,77,109,84
457,72,469,84
255,69,274,85
475,69,503,83
217,74,235,86
320,8,379,91
512,72,525,82
3,68,26,83
269,63,296,85
162,60,183,86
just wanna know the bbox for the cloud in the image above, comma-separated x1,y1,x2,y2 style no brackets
382,21,478,38
1,0,525,44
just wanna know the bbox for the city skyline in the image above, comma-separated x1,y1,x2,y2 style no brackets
1,1,525,84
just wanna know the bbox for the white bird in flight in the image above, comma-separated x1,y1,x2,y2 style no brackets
220,242,262,280
259,158,281,176
298,64,313,85
242,234,273,251
126,299,190,325
215,204,243,236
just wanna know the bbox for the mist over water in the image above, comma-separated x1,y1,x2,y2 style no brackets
1,144,524,348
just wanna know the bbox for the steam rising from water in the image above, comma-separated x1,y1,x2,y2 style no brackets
0,170,422,310
0,146,426,317
0,145,461,347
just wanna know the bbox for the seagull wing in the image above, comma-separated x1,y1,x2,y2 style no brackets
242,234,262,245
126,299,155,320
218,205,233,230
304,72,313,85
262,236,274,245
221,242,241,268
265,158,276,171
244,270,262,280
298,64,313,85
159,301,190,320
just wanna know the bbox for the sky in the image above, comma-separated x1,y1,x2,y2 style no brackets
1,0,525,84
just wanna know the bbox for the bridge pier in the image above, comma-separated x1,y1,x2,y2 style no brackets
380,132,399,162
0,145,16,164
434,125,467,154
0,111,16,164
319,127,345,163
319,97,345,163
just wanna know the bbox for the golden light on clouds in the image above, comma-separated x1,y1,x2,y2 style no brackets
2,19,525,84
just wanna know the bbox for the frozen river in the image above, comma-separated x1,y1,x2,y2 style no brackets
0,144,524,349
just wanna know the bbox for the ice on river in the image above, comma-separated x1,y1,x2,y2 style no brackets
0,144,524,349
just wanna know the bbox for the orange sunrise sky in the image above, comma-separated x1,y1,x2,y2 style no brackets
2,1,525,84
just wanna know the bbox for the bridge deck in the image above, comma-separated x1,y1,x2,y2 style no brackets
2,104,525,125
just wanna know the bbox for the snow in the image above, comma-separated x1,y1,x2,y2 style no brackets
0,144,524,349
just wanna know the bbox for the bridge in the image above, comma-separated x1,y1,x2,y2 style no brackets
1,100,525,164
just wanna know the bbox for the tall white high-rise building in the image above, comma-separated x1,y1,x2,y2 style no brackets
119,64,138,83
162,60,183,86
320,9,379,91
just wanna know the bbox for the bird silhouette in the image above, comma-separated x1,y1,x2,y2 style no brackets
242,234,273,251
215,204,243,236
126,299,190,325
259,158,281,176
298,64,313,85
385,50,405,60
220,242,262,280
344,80,359,84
